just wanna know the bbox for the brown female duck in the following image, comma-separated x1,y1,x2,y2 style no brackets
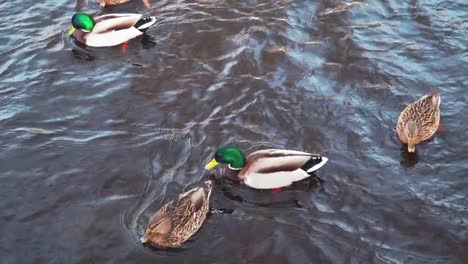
98,0,150,8
396,91,441,152
140,181,212,248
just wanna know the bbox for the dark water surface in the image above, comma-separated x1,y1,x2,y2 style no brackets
1,0,467,263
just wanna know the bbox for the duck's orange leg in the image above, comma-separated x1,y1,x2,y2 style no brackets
143,0,150,8
122,41,129,53
272,188,282,193
272,184,292,193
437,123,445,132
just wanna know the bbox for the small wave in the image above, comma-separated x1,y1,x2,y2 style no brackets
0,87,16,94
319,2,369,18
52,131,128,143
83,194,135,206
15,127,56,135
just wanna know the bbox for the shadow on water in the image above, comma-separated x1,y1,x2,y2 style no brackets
71,46,96,62
70,33,158,62
399,144,420,167
141,242,188,253
141,34,158,49
211,172,324,209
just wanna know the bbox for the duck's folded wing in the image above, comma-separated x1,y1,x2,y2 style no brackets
246,149,313,161
86,28,143,47
244,169,310,189
95,13,142,23
149,215,172,234
148,210,172,234
176,185,207,211
242,153,313,189
93,14,143,33
246,150,313,173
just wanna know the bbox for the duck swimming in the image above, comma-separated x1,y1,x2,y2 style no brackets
140,181,212,248
396,91,441,152
97,0,151,8
98,0,131,6
69,13,156,47
205,147,328,189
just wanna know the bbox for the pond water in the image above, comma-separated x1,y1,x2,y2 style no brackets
0,0,467,263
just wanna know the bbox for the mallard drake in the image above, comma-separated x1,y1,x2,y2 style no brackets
140,181,212,248
205,147,328,189
69,13,156,47
397,91,441,152
98,0,151,8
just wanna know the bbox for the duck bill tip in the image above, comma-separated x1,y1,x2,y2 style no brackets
140,236,149,244
205,159,219,170
407,143,416,153
68,27,76,36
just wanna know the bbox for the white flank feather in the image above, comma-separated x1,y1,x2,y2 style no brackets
244,169,310,189
86,27,143,47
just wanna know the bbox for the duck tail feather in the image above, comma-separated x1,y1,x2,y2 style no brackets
134,16,157,32
203,180,213,198
301,156,328,174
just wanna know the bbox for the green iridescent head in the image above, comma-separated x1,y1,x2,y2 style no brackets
70,13,96,35
205,147,246,170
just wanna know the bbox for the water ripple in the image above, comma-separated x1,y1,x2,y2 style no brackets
0,0,467,263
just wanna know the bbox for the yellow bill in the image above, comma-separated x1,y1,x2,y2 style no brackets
68,26,76,36
205,159,220,170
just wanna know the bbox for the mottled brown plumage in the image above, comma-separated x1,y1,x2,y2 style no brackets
98,0,130,6
140,181,212,248
98,0,150,8
396,91,441,152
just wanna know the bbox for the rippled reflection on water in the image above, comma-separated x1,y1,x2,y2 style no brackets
0,0,467,263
